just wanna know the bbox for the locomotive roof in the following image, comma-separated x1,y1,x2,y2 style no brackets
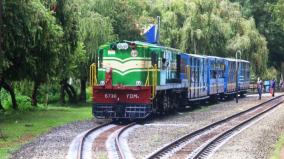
206,56,250,63
124,40,182,52
206,55,225,59
187,53,207,58
225,58,250,63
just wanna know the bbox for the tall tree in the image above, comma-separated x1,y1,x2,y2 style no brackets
89,0,142,40
26,1,63,106
231,0,284,73
75,0,115,102
0,0,4,110
54,0,80,103
1,0,32,110
1,0,63,107
180,0,268,76
147,0,186,48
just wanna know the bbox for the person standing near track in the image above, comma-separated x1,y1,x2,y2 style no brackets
257,77,263,100
279,79,283,91
271,79,276,97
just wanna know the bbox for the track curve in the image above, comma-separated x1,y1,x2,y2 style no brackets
72,122,136,159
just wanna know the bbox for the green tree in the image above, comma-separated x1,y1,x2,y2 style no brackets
54,0,80,103
89,0,142,40
75,0,115,102
271,0,284,72
0,0,4,110
1,0,33,110
231,0,284,74
26,1,63,106
147,0,186,47
1,0,63,107
274,0,284,28
180,0,268,76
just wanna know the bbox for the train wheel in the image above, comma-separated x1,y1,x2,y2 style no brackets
162,94,169,114
152,95,158,114
155,92,164,115
209,95,218,103
240,92,246,98
170,94,178,111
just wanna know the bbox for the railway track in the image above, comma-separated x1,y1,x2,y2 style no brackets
70,122,136,159
147,95,284,159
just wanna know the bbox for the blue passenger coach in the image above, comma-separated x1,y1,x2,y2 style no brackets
206,56,225,97
180,53,209,101
188,54,208,101
178,53,249,106
224,58,237,95
224,58,250,97
238,60,250,95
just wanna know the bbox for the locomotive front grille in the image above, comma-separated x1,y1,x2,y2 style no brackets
93,103,152,119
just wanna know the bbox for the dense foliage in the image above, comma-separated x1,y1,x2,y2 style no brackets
231,0,284,75
0,0,283,110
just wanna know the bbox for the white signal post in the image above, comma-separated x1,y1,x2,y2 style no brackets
157,16,160,44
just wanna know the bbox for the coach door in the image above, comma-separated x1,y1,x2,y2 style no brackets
160,50,170,85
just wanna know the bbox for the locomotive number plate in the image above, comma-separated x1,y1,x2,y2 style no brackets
126,94,140,99
104,93,117,99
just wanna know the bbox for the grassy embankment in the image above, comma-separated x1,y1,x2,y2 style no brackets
271,133,284,159
0,104,93,159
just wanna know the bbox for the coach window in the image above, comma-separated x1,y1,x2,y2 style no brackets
221,64,225,78
212,70,217,79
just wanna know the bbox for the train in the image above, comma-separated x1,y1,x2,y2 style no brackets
89,41,250,119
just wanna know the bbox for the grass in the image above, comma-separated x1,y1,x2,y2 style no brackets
0,103,93,159
271,133,284,159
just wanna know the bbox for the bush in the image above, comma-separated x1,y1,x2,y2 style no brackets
86,86,93,102
1,90,11,110
0,90,33,111
16,95,34,111
37,82,61,104
263,67,278,81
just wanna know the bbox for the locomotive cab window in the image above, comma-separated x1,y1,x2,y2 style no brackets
151,51,158,67
162,58,168,70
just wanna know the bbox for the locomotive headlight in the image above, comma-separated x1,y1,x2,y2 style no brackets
136,81,142,86
131,49,138,57
105,67,111,73
100,81,105,85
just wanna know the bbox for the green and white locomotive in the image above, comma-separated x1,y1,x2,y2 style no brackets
90,41,184,119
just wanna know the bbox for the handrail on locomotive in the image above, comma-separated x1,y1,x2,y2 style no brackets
90,63,97,86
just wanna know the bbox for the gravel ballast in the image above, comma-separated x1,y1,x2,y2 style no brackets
10,119,107,159
128,94,277,158
210,102,284,159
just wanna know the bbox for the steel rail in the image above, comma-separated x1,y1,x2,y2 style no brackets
192,96,284,159
115,122,137,159
146,95,284,159
77,122,111,159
